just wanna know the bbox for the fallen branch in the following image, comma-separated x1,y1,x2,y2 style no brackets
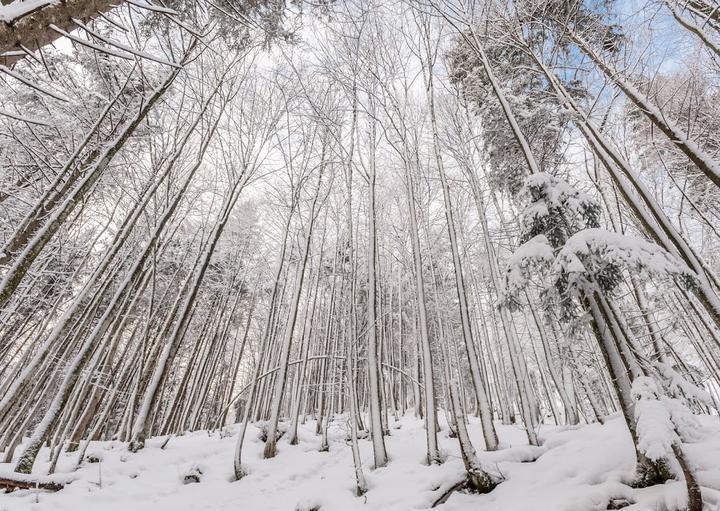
0,477,64,492
431,479,468,508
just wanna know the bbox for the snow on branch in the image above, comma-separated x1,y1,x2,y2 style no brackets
0,468,74,492
0,0,57,24
504,228,695,302
555,228,695,290
655,361,713,405
521,172,598,228
504,234,554,294
518,172,601,251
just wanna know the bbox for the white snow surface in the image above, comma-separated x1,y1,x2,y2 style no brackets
633,399,679,462
2,413,720,510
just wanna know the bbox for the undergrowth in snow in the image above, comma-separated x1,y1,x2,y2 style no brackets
1,414,719,511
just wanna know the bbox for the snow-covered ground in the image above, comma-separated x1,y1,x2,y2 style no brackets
2,414,719,511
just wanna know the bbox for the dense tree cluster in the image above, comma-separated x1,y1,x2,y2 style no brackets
1,0,719,508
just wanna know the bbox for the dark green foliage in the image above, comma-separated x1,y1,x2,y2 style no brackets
447,33,570,199
630,456,673,488
519,173,601,248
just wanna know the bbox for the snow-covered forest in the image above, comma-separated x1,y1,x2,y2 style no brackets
1,0,719,509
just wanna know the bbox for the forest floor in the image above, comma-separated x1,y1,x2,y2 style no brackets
1,413,719,511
